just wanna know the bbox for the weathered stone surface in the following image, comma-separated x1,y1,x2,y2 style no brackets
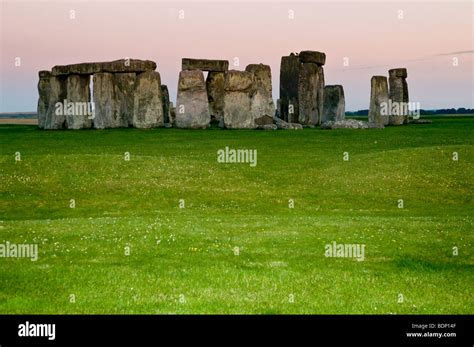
260,124,277,130
389,68,407,78
275,117,303,130
246,64,275,120
66,74,92,129
388,69,409,125
182,58,229,72
206,71,225,122
223,70,255,129
52,59,156,76
39,70,51,78
322,85,345,122
299,50,326,66
254,114,275,126
133,71,164,128
93,72,135,129
279,53,301,122
161,85,171,124
298,63,324,125
38,75,68,129
410,118,432,124
368,76,389,128
321,119,370,129
175,70,210,129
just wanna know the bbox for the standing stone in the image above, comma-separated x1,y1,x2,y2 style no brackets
133,71,164,128
93,72,135,129
279,53,301,122
223,70,255,129
298,62,324,125
206,71,225,123
388,68,409,125
368,76,389,128
66,74,92,129
323,85,345,122
37,72,68,129
245,64,275,124
175,70,210,129
161,85,171,124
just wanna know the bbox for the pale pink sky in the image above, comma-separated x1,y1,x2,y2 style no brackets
1,0,473,112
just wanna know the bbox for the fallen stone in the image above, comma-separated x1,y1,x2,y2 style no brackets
246,64,275,121
52,59,156,76
299,50,326,66
410,118,432,124
323,85,345,122
133,71,164,128
182,58,229,72
254,114,275,126
175,70,210,129
368,76,389,128
321,119,369,129
275,117,303,130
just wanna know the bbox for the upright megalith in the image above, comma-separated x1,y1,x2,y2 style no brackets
175,70,210,129
182,58,229,72
388,68,409,125
37,71,67,129
279,53,301,122
322,85,345,122
368,76,389,128
223,70,255,129
280,50,325,125
65,74,92,129
245,64,275,123
93,72,135,129
206,72,226,123
133,71,164,128
161,85,171,125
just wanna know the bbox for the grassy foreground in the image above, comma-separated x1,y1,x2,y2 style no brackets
0,116,472,314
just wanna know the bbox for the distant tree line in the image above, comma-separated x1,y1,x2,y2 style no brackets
346,108,474,116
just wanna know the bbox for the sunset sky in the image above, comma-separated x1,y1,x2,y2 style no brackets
1,0,473,112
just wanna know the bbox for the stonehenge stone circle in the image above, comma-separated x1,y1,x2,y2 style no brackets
368,76,389,128
37,56,412,131
245,64,275,124
322,85,345,122
175,70,210,129
132,71,164,128
223,70,255,129
388,68,409,125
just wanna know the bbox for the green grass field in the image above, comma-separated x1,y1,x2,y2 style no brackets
0,116,473,314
